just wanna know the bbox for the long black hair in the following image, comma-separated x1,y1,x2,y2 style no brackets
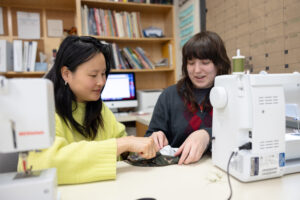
177,31,231,112
46,36,112,140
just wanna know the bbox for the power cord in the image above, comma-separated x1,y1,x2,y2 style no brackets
226,142,252,200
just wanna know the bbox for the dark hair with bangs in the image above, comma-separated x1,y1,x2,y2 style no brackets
177,31,231,112
46,35,112,140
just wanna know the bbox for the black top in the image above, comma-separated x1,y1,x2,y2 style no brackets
145,84,212,148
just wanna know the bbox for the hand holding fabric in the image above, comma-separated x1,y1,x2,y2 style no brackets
117,136,156,159
150,131,169,151
174,129,209,165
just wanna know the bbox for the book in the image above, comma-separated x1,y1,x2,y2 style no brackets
116,44,126,69
0,40,13,72
132,48,150,69
115,12,125,37
111,43,120,69
107,10,115,36
88,8,97,35
94,8,101,35
126,47,143,69
135,47,155,69
28,41,37,72
13,40,23,72
122,48,140,69
83,5,89,35
23,41,29,71
119,50,131,69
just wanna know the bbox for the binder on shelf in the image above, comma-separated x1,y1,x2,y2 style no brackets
28,41,37,72
13,40,23,72
0,40,13,72
23,41,29,71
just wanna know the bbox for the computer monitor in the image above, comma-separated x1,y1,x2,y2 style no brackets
101,72,138,112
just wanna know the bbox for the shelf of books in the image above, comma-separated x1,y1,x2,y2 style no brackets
0,0,76,78
76,0,176,89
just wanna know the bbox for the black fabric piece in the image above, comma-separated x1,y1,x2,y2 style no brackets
125,152,179,167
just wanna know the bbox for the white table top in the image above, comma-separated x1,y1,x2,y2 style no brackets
59,156,300,200
115,112,152,126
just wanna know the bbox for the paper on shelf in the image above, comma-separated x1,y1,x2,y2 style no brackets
47,19,63,37
17,11,40,39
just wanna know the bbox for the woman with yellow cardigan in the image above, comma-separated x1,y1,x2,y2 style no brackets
18,36,156,184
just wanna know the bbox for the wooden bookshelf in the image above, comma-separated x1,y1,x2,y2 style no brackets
1,0,176,91
76,0,176,90
0,0,76,78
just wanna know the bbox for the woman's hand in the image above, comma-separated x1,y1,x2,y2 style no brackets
150,131,169,151
117,136,156,159
174,129,210,165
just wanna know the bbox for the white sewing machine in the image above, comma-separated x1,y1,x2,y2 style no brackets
210,72,300,182
0,76,57,199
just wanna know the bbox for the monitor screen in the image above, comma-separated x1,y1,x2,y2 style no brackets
101,72,138,111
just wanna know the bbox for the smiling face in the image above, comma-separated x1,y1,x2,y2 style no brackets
187,58,217,89
62,53,107,102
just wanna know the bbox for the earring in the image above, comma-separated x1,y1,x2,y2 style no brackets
65,81,68,86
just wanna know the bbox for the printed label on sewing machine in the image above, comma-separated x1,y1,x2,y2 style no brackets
250,157,259,176
251,154,279,176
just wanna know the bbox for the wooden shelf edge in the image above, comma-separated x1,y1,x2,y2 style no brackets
93,36,173,42
81,0,173,9
0,71,46,78
111,67,174,72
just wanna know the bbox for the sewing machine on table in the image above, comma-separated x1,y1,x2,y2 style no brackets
0,76,57,200
210,72,300,182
